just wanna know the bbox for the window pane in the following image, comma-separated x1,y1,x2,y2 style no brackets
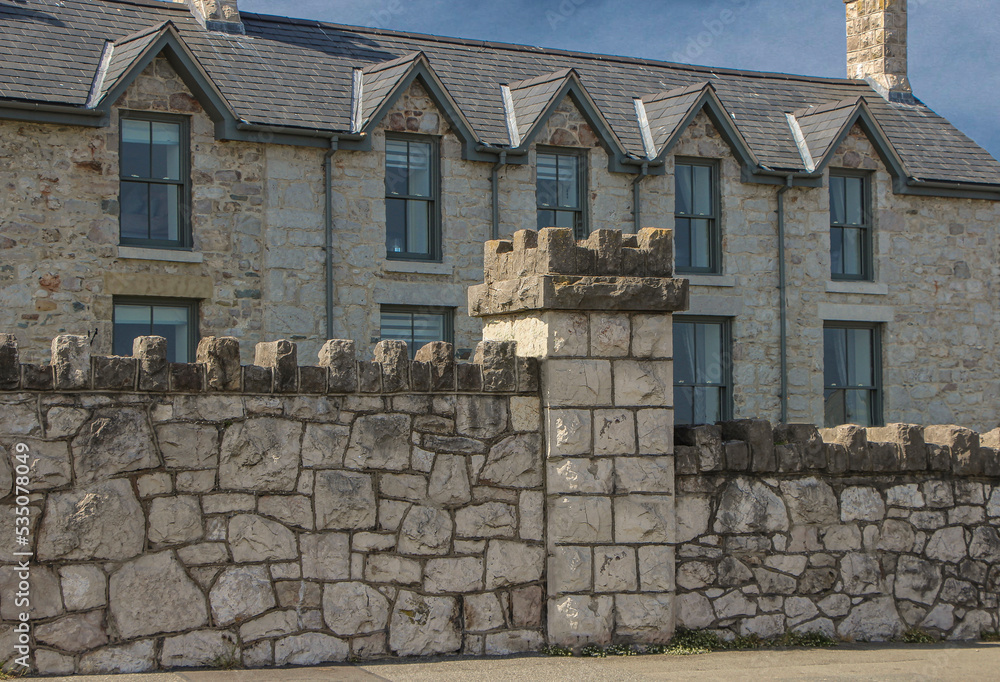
675,164,692,216
689,219,712,269
121,181,149,240
694,386,722,425
829,175,845,225
557,155,579,209
824,327,848,387
697,322,723,385
537,154,558,208
148,184,179,242
674,218,691,269
692,165,712,216
121,119,150,178
847,328,873,387
380,312,412,341
406,200,431,255
845,389,872,426
845,177,864,226
830,227,843,275
380,310,449,358
152,305,191,363
150,122,181,181
673,322,695,385
113,304,152,357
842,227,862,276
674,386,694,426
824,388,846,428
412,313,446,349
554,210,576,230
386,198,406,254
385,139,409,196
537,209,555,231
407,142,432,197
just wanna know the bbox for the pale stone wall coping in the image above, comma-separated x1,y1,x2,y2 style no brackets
117,246,205,264
684,274,737,288
678,294,743,318
383,260,453,276
817,302,894,323
825,280,889,296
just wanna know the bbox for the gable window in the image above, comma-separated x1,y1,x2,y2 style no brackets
824,323,881,427
536,149,587,239
830,172,872,280
113,297,198,363
380,305,454,358
674,317,732,425
386,136,439,260
674,159,720,274
119,114,190,248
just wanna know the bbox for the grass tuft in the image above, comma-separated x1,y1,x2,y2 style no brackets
580,644,607,657
540,645,574,657
981,631,1000,643
901,629,936,644
605,644,638,656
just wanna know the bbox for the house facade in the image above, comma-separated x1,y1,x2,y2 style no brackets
1,0,999,429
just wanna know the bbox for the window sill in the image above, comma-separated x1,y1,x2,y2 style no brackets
682,274,737,288
826,280,888,296
383,260,452,276
118,246,204,264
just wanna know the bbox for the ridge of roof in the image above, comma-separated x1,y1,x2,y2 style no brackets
236,9,869,88
508,69,575,90
98,0,192,13
115,19,173,46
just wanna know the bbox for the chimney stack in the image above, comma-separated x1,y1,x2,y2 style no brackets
184,0,244,35
844,0,911,99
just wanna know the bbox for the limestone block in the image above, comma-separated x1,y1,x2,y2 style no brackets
52,334,91,389
546,409,592,457
301,532,350,581
753,568,797,595
456,395,508,439
840,486,885,522
72,408,158,484
464,593,505,631
485,540,544,588
774,423,826,469
549,546,593,593
764,555,807,576
837,597,904,642
969,526,1000,562
474,340,517,392
949,610,995,641
549,496,612,544
323,582,390,636
868,423,927,471
428,454,472,506
210,564,275,626
677,592,714,629
219,417,302,491
44,406,89,439
35,650,74,676
924,480,955,509
613,360,671,407
630,314,672,359
877,519,916,553
37,479,144,561
638,545,675,592
424,557,483,593
548,458,613,494
549,595,613,647
0,566,61,620
344,413,410,470
0,333,18,389
779,477,839,525
17,438,71,489
413,341,455,390
78,640,156,675
821,425,868,470
259,494,313,529
228,514,297,562
134,336,168,391
366,554,421,585
398,505,452,555
319,339,358,393
274,633,349,666
389,591,461,656
457,363,482,391
590,313,630,357
485,630,545,655
456,502,516,538
511,585,543,628
594,546,637,592
636,408,673,455
887,483,924,508
713,590,756,619
255,339,298,393
161,630,238,669
60,565,107,611
510,396,541,432
239,610,299,644
714,478,788,533
380,473,428,502
197,336,241,391
740,614,785,639
301,422,349,468
677,561,717,590
157,423,220,469
478,433,541,487
841,552,882,595
315,470,376,530
593,409,636,455
615,495,674,544
374,340,409,392
675,494,711,543
615,457,673,493
21,364,53,391
170,362,204,391
148,496,203,545
615,594,673,643
93,355,138,391
821,524,862,552
895,555,942,605
110,552,208,638
543,359,612,406
719,419,775,472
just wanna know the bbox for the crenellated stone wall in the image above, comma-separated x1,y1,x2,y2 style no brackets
674,420,1000,642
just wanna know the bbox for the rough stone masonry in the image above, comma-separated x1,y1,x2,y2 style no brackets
0,227,997,675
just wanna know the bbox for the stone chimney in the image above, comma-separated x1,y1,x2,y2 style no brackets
184,0,244,34
844,0,911,98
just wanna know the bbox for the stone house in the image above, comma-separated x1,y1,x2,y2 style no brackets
1,0,999,429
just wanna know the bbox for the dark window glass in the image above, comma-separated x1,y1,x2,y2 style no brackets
824,325,880,427
830,173,871,280
113,299,197,363
379,307,453,358
536,151,586,238
119,116,187,247
675,161,719,273
385,137,438,260
673,318,731,425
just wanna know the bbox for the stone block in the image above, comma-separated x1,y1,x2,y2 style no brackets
478,433,541,487
868,423,926,471
71,408,158,484
549,595,613,648
548,458,613,494
549,546,593,593
616,594,673,644
21,363,53,390
220,418,302,491
323,582,390,636
315,470,376,530
255,339,298,392
594,546,637,592
410,361,431,391
161,630,237,669
169,362,203,391
398,505,452,555
613,360,671,407
589,312,630,357
841,486,885,522
615,457,673,494
517,356,539,393
821,424,869,471
274,633,348,666
779,477,839,524
149,496,203,545
133,336,168,391
78,640,156,675
242,365,272,393
319,339,357,393
636,408,672,455
197,336,241,391
630,314,672,358
414,341,455,390
456,394,508,439
111,552,208,638
638,545,675,591
536,227,577,275
229,514,296,562
60,565,107,611
615,495,675,544
543,359,612,406
0,333,18,389
457,362,483,391
52,334,91,389
428,454,472,506
549,496,612,543
344,413,410,470
374,340,409,392
714,477,788,533
637,226,673,276
546,409,591,457
92,355,137,391
593,409,636,455
719,419,775,472
389,591,460,656
775,423,826,470
424,557,483,593
474,340,517,391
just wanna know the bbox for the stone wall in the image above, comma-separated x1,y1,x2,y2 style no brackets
674,420,1000,642
0,332,545,674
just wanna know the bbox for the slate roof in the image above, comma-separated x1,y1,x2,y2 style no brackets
2,0,999,187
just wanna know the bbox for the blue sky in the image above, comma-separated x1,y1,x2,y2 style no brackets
241,0,999,161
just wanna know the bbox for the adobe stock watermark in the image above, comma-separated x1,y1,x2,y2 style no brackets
671,0,752,65
546,0,587,31
8,442,34,671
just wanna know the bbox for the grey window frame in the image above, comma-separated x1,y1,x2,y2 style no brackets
112,296,199,363
829,169,873,281
674,157,721,275
379,305,455,358
673,315,733,426
118,111,192,249
536,146,589,239
384,132,442,262
823,321,883,428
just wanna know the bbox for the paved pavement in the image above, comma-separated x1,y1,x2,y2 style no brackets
37,643,1000,681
